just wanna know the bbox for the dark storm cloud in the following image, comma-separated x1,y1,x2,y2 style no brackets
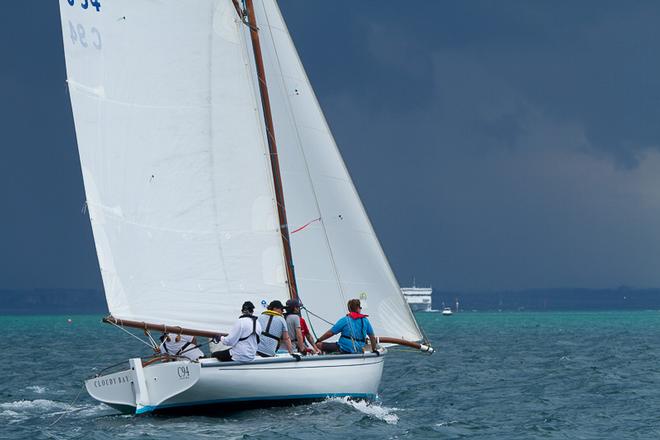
1,1,659,291
284,1,660,166
281,1,660,289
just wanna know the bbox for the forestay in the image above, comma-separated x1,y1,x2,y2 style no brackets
252,0,423,341
59,0,289,333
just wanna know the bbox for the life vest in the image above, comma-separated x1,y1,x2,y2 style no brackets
260,310,283,348
163,340,192,355
340,315,367,344
238,314,260,344
161,334,195,356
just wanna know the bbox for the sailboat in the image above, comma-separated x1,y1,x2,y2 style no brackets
59,0,433,414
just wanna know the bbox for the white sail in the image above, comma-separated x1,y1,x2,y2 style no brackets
252,0,423,341
58,0,289,332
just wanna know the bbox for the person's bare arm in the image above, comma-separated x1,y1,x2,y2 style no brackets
295,328,306,353
370,333,378,353
282,331,294,353
314,330,334,350
305,332,320,353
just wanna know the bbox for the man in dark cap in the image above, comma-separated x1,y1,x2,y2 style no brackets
256,300,296,357
212,301,262,362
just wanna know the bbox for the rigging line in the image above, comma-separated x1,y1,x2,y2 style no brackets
178,339,213,356
303,308,320,340
47,382,85,427
144,329,159,349
301,306,334,326
418,323,431,346
95,359,134,378
107,319,157,350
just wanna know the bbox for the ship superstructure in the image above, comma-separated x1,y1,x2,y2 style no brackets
401,286,433,312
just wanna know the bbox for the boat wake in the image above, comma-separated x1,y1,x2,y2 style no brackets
326,397,399,425
0,399,110,423
0,399,70,411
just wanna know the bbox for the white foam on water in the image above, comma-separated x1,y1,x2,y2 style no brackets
0,399,69,411
26,385,47,394
76,403,112,417
0,401,71,424
328,397,400,425
0,400,107,427
0,409,27,425
436,420,458,427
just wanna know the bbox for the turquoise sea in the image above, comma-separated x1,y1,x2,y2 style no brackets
2,311,660,439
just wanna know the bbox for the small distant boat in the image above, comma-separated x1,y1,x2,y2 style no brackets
442,307,453,316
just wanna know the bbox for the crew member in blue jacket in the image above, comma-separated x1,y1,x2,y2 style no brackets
314,299,379,354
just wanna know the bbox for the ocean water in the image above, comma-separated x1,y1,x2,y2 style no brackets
2,311,660,439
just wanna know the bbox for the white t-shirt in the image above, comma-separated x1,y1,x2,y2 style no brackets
221,315,262,362
159,334,204,360
257,313,288,356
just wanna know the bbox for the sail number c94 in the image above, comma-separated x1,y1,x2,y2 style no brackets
66,0,101,12
68,21,102,50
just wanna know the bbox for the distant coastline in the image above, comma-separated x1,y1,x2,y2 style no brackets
2,287,660,314
0,289,107,314
434,287,660,311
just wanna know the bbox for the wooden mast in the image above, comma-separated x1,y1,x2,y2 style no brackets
244,0,299,300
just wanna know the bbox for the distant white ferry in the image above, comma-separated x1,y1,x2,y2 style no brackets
401,285,433,312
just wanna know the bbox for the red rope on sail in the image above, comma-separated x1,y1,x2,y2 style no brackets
291,217,321,234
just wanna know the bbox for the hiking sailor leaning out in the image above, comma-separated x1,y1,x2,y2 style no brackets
256,300,300,360
315,299,379,354
212,301,262,362
159,333,204,361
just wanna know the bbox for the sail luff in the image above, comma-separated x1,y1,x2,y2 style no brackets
245,0,299,300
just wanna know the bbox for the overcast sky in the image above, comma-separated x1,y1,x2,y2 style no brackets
1,1,660,292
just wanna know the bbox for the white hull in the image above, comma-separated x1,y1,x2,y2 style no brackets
86,352,385,414
401,287,433,312
408,303,433,312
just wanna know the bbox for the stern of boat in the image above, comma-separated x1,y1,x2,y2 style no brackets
85,358,201,414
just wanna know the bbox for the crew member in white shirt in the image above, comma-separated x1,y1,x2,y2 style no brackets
159,333,204,360
212,301,262,362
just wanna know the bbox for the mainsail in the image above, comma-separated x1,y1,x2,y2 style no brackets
60,0,422,342
252,0,422,341
59,1,289,332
